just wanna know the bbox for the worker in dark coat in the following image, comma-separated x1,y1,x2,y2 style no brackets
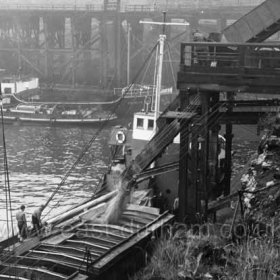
32,204,44,235
15,205,28,241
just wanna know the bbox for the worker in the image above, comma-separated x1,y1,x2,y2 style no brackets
32,204,44,235
15,205,27,242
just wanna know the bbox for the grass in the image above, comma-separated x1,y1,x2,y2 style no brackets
131,224,280,280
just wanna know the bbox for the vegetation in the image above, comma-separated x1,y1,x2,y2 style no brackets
132,119,280,280
132,224,280,280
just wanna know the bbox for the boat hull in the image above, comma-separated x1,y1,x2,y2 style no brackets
0,115,118,126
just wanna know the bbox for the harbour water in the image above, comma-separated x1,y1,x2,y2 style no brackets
0,123,111,240
0,121,261,241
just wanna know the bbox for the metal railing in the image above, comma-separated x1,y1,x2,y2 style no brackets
181,42,280,71
114,85,155,98
0,0,265,12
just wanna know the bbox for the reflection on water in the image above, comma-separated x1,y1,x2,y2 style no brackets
0,123,262,240
0,124,111,240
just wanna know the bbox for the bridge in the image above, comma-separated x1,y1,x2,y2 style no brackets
0,0,265,88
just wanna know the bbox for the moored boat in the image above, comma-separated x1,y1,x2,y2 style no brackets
1,103,118,125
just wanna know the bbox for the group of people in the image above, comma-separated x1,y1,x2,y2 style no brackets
15,204,44,241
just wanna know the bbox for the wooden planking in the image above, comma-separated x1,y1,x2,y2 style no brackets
5,256,80,276
75,229,125,243
1,263,66,280
0,275,29,280
38,244,100,259
44,233,75,245
83,223,134,235
92,212,174,274
64,240,109,253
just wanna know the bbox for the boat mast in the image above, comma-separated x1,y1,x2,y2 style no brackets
140,13,189,130
154,32,166,127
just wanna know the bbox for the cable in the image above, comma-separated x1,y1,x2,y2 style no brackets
0,97,15,242
42,42,160,217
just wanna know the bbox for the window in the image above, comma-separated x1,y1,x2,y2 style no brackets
148,119,154,130
4,87,12,94
136,118,144,128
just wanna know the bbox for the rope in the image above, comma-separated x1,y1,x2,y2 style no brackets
42,42,160,217
0,98,15,242
166,41,177,90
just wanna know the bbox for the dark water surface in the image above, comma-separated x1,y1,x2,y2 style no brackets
0,124,111,240
0,122,262,240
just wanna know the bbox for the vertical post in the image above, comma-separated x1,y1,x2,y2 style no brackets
43,16,50,82
199,92,210,219
114,6,122,87
178,90,190,223
71,15,76,87
224,92,234,196
100,14,108,88
127,23,131,85
178,90,198,224
154,34,166,126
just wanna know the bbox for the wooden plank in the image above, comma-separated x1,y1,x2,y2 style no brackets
161,111,196,119
0,275,29,280
82,223,134,235
7,236,40,257
126,204,160,216
208,192,239,213
1,263,66,279
44,233,75,245
92,213,174,274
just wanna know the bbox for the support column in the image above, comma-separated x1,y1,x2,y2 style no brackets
114,11,122,86
178,89,199,224
198,92,210,218
42,16,50,81
178,90,192,223
100,15,108,88
207,93,220,199
224,92,234,196
70,16,77,87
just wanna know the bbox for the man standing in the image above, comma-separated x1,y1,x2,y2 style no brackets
15,205,27,242
32,204,44,235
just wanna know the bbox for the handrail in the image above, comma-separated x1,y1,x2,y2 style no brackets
0,0,264,12
180,42,280,71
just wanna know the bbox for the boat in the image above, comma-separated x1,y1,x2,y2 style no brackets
0,101,173,279
108,19,227,214
107,18,178,119
0,103,118,125
1,75,39,105
111,83,176,119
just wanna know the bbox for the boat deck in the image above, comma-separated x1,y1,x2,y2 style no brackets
0,204,173,279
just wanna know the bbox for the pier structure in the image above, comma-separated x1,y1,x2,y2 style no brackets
0,0,264,88
174,0,280,222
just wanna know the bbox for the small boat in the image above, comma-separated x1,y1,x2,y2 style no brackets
1,103,118,125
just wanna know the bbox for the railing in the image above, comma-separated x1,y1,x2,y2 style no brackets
114,85,156,98
0,0,265,12
0,4,105,11
180,42,280,71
